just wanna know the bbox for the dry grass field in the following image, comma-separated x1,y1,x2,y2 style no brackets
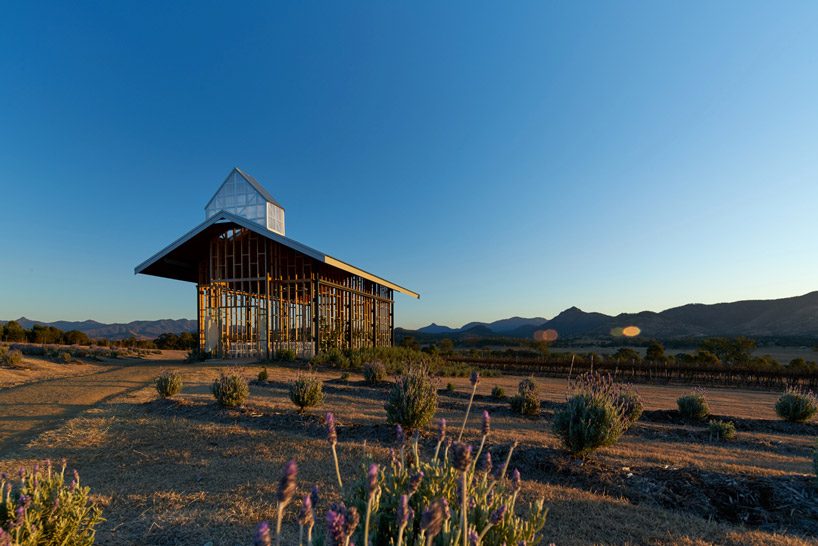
0,356,816,545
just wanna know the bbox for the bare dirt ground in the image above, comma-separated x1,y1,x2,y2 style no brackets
0,359,815,545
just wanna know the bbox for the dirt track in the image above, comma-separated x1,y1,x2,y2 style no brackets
0,360,178,456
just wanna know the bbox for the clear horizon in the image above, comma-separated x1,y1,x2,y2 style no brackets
2,2,818,329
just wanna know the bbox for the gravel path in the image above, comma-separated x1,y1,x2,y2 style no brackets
0,361,177,456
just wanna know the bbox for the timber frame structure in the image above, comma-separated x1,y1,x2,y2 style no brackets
135,168,418,359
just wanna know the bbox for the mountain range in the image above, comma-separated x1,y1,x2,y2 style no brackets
5,291,818,342
413,291,818,339
1,317,196,340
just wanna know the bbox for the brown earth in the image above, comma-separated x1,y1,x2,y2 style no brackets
0,359,815,545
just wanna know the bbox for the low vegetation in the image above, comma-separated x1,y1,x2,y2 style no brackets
774,387,818,423
255,402,548,545
384,365,438,430
509,378,540,416
1,348,23,368
257,367,269,382
0,461,104,545
708,419,736,441
155,370,183,398
491,385,506,400
552,372,630,456
615,386,643,426
677,391,710,421
288,374,325,412
362,360,387,385
211,370,249,408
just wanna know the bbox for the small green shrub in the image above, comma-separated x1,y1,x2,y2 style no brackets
312,348,350,369
0,460,104,545
491,385,506,400
258,368,269,382
275,348,297,362
288,374,325,412
185,349,209,363
384,365,438,430
155,370,183,398
615,386,643,426
708,419,736,441
340,371,351,382
510,377,540,416
677,391,709,421
211,370,249,408
363,360,387,385
552,393,624,456
59,351,73,364
1,348,23,368
775,387,818,423
446,382,455,392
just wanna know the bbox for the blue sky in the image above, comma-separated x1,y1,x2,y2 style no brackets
1,2,817,329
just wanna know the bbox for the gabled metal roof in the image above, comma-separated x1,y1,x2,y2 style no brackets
134,210,419,299
204,167,285,210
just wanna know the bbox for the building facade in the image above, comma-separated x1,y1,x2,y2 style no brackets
136,168,418,358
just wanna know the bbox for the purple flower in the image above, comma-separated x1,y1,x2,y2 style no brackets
395,424,405,445
490,504,507,525
438,418,447,441
310,485,320,510
407,470,424,495
326,413,337,445
452,442,472,472
468,529,479,545
511,468,521,492
397,494,412,527
482,410,491,436
326,508,347,545
420,498,446,538
469,371,480,387
343,506,360,539
298,494,314,527
0,528,11,546
477,451,492,474
276,459,297,504
367,464,379,495
254,521,272,546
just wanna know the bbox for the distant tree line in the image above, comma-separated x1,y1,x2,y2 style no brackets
0,320,196,350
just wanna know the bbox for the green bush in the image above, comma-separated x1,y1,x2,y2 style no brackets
312,348,350,369
446,382,455,392
615,386,643,426
275,348,297,362
59,351,73,364
340,371,351,382
258,368,269,382
708,419,736,441
491,385,506,400
155,370,183,398
552,393,624,456
510,378,540,416
1,348,23,368
384,366,438,430
363,360,387,385
677,392,709,421
211,370,249,408
185,349,209,363
288,374,325,412
0,461,104,545
775,387,818,423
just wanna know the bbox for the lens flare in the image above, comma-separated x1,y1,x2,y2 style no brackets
622,326,641,337
533,329,558,342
